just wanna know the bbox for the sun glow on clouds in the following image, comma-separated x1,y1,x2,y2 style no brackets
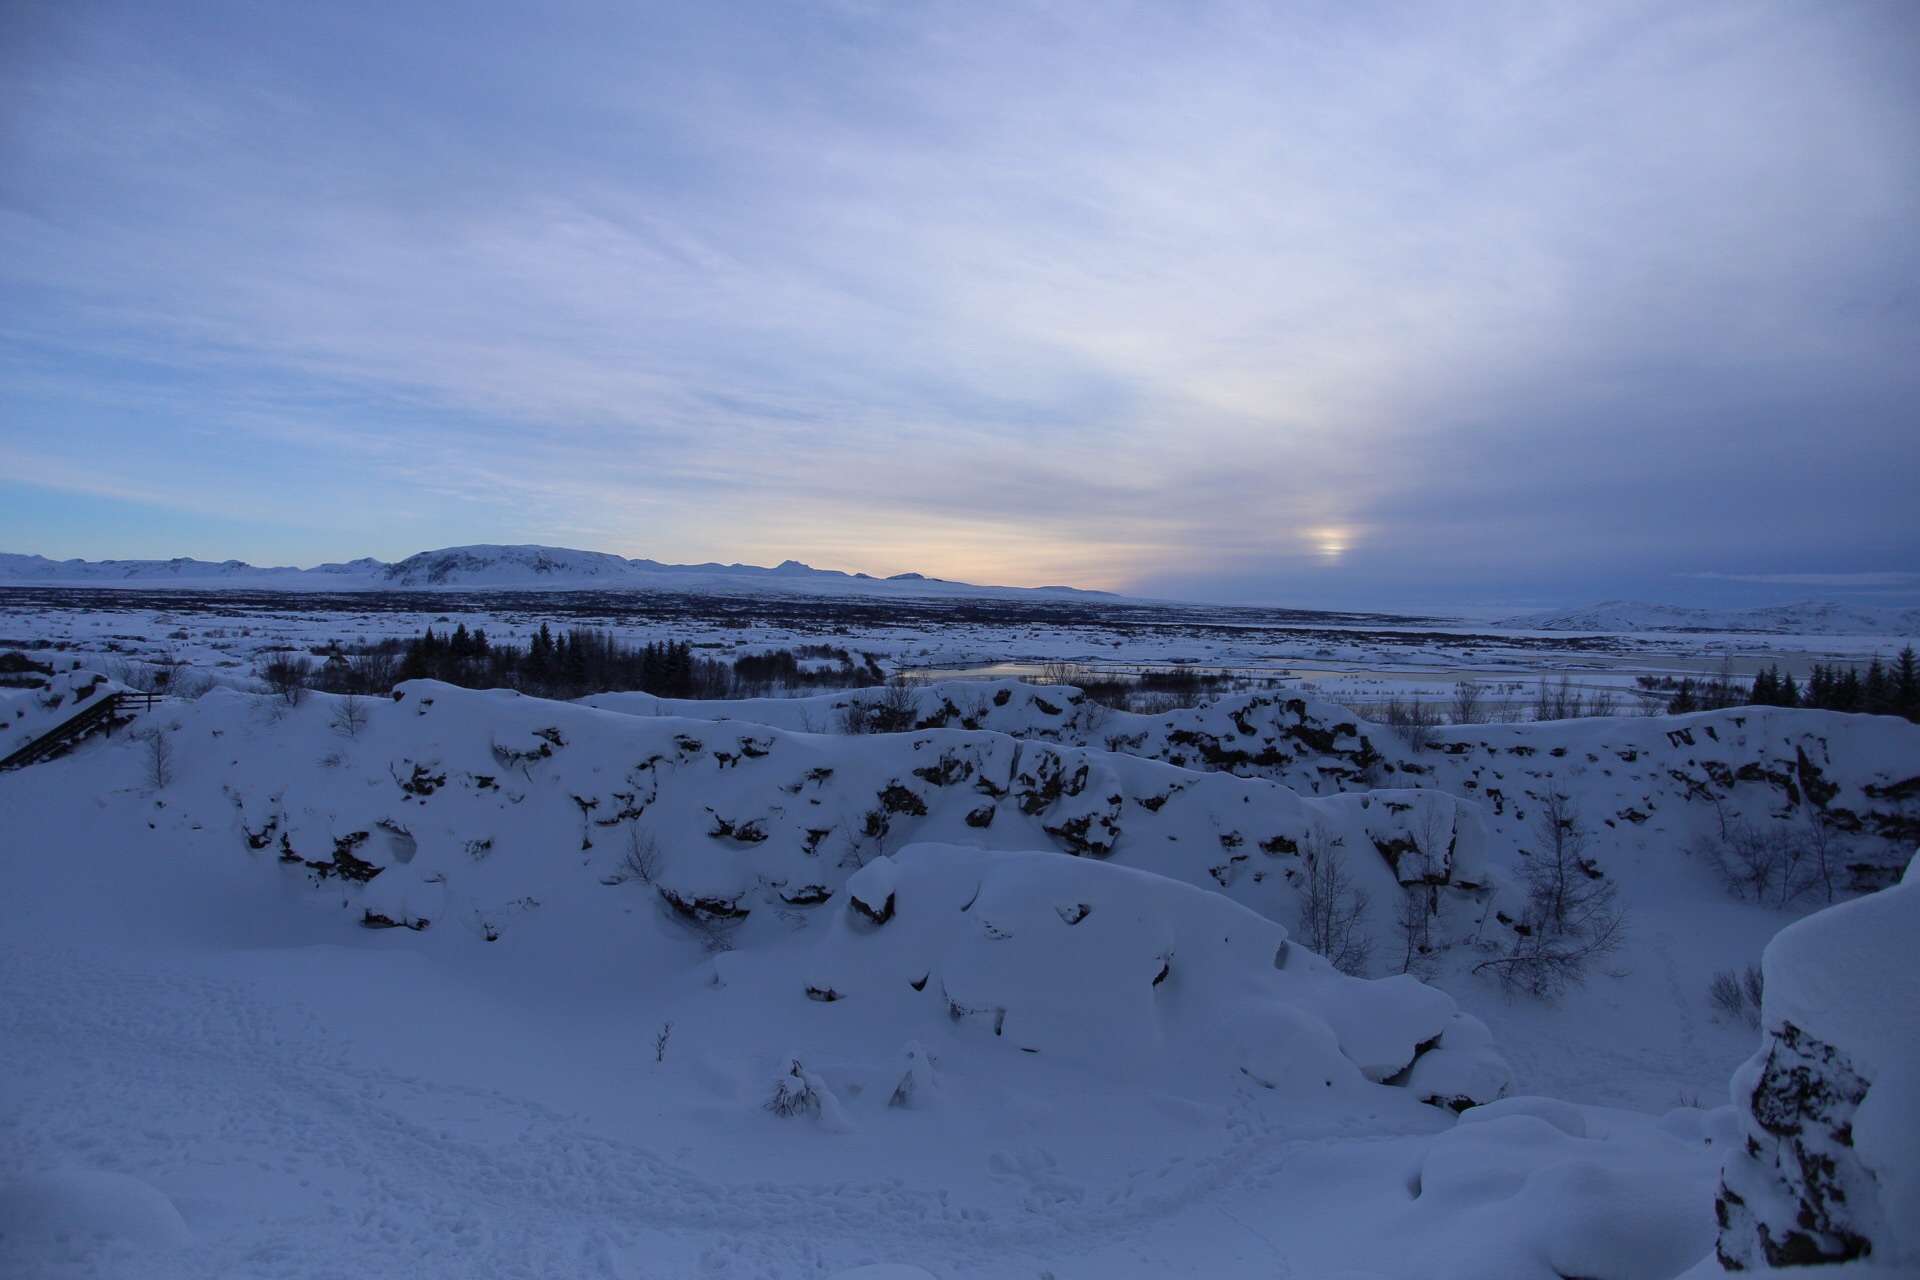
1308,527,1354,564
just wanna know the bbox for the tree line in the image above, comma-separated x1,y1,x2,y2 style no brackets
368,624,887,701
1649,645,1918,721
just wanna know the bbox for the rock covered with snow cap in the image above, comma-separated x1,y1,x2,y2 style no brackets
1716,851,1920,1270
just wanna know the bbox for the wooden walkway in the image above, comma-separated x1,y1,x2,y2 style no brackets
0,690,163,771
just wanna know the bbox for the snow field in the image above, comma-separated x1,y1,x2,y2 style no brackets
2,663,1914,1277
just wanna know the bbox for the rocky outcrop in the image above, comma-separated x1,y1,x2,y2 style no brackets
1716,853,1920,1270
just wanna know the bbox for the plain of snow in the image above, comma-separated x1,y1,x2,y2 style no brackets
1,582,1916,1279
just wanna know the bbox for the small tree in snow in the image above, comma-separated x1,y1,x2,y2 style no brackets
139,727,173,790
1393,885,1440,979
1450,680,1489,725
330,692,369,738
1379,694,1440,752
1692,804,1845,908
1296,826,1373,977
766,1056,821,1117
1387,803,1452,978
620,820,662,884
259,653,312,707
1476,792,1626,996
1520,791,1588,933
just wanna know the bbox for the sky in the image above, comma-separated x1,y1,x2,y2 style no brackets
1,0,1916,610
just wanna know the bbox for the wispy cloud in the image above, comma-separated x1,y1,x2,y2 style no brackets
2,0,1915,601
1682,572,1920,588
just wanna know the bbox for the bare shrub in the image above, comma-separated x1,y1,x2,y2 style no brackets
875,676,920,729
348,650,400,695
1474,907,1627,998
835,697,873,735
1295,826,1373,977
620,821,662,884
1708,970,1744,1020
139,727,173,790
1387,805,1449,977
1450,680,1489,725
1476,793,1627,997
110,646,179,695
1519,792,1590,933
1799,811,1845,904
259,653,313,706
951,691,990,730
330,692,369,739
168,664,213,699
1532,676,1581,721
838,677,920,735
1379,694,1440,752
1131,691,1183,716
1073,693,1114,737
1393,886,1439,979
1709,965,1764,1029
1691,809,1838,908
121,645,210,698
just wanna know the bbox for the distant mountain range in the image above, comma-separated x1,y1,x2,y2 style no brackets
1500,599,1920,637
4,548,1913,636
0,544,1118,601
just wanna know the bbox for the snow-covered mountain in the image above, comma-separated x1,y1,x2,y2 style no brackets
0,545,1117,600
1502,599,1920,637
0,553,320,584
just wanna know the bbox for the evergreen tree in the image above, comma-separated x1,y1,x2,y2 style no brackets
1863,658,1892,716
1668,677,1699,714
527,623,554,684
1834,668,1863,713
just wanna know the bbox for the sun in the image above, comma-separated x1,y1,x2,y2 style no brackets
1308,526,1352,562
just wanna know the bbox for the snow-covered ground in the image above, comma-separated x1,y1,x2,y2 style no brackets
2,584,1916,1278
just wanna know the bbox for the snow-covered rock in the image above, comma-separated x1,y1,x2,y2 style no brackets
1405,1098,1725,1280
788,844,1511,1104
1716,852,1920,1269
